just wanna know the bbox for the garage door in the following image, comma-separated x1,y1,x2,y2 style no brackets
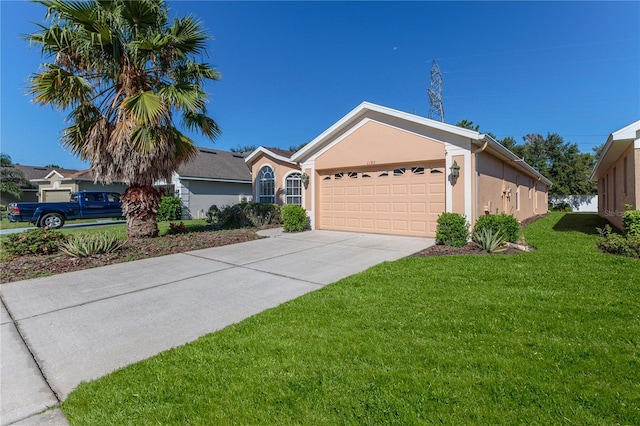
42,189,72,202
318,162,446,237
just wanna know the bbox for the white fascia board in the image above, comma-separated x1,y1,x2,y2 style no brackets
589,134,615,181
611,119,640,141
245,146,296,166
479,134,553,187
590,120,640,181
44,170,65,179
177,176,252,184
292,101,480,163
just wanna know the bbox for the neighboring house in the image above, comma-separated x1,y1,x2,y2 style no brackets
590,119,640,230
4,147,253,219
33,168,128,202
246,102,551,238
168,147,253,218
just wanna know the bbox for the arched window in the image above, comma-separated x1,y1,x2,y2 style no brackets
257,166,275,203
285,172,302,205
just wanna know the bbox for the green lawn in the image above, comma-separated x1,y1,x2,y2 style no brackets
62,213,639,424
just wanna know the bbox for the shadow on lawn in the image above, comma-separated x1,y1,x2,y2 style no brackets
552,213,610,235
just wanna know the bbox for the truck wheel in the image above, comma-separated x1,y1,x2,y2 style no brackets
40,213,65,229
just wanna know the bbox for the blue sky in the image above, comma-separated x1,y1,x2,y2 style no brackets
1,1,639,170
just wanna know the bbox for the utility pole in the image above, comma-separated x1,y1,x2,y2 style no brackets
427,60,445,122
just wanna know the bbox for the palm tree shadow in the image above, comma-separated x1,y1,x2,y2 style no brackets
552,213,610,235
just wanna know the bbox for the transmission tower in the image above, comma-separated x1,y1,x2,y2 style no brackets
427,60,445,122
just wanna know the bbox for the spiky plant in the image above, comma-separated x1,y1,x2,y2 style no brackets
27,0,220,238
59,233,124,258
472,228,508,254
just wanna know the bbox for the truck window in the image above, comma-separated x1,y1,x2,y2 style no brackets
107,193,121,202
70,194,78,202
85,193,105,202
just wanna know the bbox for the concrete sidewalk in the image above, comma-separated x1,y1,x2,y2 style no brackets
1,229,433,425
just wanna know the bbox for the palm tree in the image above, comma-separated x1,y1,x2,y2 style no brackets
27,0,220,238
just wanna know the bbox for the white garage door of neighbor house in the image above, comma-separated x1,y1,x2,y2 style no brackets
318,162,446,237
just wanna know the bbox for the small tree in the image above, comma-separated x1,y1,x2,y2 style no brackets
0,154,31,199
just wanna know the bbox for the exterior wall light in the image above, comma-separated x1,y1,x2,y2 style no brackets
301,172,310,187
450,161,460,179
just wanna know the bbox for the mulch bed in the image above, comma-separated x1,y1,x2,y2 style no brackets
0,229,260,284
411,213,547,258
411,242,523,257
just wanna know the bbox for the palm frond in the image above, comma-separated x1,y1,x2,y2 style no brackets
183,112,221,140
167,15,209,56
158,84,204,113
29,64,92,108
122,90,168,125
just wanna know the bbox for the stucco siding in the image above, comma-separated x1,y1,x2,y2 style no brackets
598,143,637,229
476,151,548,221
250,152,301,206
315,120,446,170
452,154,465,215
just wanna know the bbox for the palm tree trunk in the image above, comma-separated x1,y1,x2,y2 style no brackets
121,184,161,238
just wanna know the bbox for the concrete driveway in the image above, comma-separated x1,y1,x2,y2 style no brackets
1,229,433,425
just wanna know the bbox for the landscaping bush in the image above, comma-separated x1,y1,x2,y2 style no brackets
435,212,469,247
281,204,307,232
473,213,520,243
1,228,67,257
167,222,189,235
549,201,573,212
157,196,183,222
206,202,281,230
59,233,124,258
623,209,640,236
597,224,640,259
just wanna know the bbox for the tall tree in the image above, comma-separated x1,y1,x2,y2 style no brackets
519,133,596,196
0,154,31,199
27,0,220,238
230,145,258,153
455,119,480,131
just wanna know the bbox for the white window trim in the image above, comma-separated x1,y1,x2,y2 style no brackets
257,164,276,204
283,171,302,206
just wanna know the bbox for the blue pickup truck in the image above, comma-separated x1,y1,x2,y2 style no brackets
7,191,123,229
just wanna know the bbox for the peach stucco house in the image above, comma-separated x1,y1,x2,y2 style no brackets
245,102,551,238
590,119,640,230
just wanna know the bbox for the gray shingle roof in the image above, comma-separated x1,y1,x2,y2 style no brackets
14,165,79,180
177,147,252,182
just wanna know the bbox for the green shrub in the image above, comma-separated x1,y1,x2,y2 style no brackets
167,222,189,235
1,228,67,257
549,202,573,212
59,233,124,258
597,224,640,259
157,196,183,222
623,209,640,236
473,228,507,253
281,204,307,232
473,213,520,243
436,213,470,247
206,203,281,230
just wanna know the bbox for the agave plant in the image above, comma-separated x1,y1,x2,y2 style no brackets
59,233,125,258
27,0,220,238
473,228,508,254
